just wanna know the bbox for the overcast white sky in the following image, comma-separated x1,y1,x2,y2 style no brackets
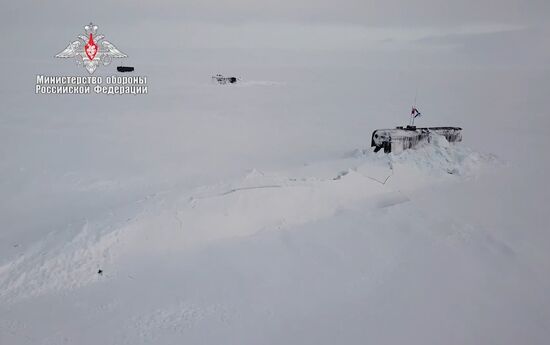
2,0,549,26
0,0,549,70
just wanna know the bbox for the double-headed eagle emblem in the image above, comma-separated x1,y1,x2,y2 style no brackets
55,23,127,74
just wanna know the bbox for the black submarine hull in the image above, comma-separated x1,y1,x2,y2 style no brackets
371,126,462,153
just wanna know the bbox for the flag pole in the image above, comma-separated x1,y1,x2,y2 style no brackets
411,89,418,126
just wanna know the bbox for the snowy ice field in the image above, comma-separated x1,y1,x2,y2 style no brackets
2,3,550,344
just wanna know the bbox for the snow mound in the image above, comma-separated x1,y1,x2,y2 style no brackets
351,134,498,178
0,139,497,303
388,134,499,177
0,221,119,303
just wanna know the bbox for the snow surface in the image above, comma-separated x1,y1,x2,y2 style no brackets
2,10,550,344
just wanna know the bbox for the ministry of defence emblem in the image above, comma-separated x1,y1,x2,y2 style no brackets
55,23,127,74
